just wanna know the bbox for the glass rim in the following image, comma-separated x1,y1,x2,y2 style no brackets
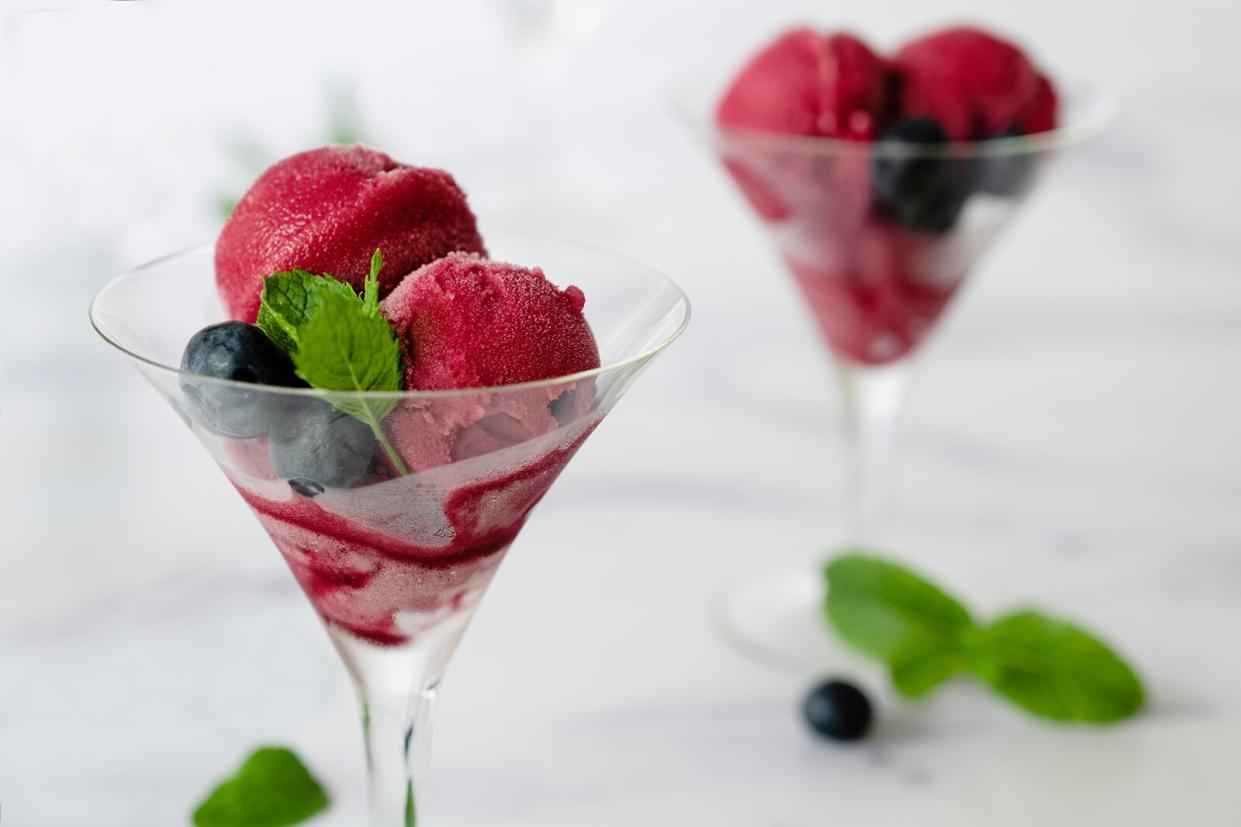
672,78,1119,159
88,227,693,400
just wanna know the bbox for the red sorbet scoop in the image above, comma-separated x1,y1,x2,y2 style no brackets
379,252,601,391
894,27,1056,139
717,28,889,141
215,145,486,322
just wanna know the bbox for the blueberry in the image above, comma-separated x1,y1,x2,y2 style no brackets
549,387,580,425
871,117,975,235
802,679,873,742
268,398,376,494
974,126,1038,197
180,322,302,437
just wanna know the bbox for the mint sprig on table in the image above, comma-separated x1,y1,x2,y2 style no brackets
192,746,328,827
824,554,1145,724
257,249,409,476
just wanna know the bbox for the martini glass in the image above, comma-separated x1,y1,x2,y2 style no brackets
679,80,1114,670
89,229,689,825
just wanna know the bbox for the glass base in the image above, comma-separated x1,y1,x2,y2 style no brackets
714,566,856,674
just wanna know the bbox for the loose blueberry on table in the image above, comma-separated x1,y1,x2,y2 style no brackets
803,679,874,742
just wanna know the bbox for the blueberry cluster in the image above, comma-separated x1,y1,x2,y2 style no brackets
180,322,375,496
871,117,1037,235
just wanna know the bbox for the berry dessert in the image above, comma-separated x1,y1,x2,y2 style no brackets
216,145,486,323
717,26,1058,364
180,146,600,647
380,252,600,473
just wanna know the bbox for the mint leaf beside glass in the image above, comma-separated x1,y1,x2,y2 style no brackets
824,553,1145,724
825,555,973,661
970,610,1145,723
888,643,961,700
192,746,329,827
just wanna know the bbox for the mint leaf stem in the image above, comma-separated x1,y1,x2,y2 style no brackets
366,410,409,477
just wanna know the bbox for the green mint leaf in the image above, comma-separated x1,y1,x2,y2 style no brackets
823,554,1146,725
966,610,1145,723
257,270,359,353
256,254,410,477
889,641,962,699
824,554,974,664
291,288,403,423
192,746,329,827
364,248,383,316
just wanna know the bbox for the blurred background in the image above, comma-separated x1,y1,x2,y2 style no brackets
2,0,1240,824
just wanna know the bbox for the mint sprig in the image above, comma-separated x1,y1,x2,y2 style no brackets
192,746,329,827
256,249,409,475
291,288,406,471
824,554,1144,723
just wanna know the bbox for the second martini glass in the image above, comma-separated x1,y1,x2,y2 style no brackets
681,82,1114,670
90,229,689,825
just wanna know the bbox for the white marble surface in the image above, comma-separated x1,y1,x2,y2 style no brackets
3,1,1241,824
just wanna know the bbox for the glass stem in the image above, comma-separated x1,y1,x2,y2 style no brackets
835,360,911,547
333,626,466,827
360,681,437,826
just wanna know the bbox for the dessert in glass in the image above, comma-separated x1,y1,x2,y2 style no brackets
90,146,689,825
681,26,1113,668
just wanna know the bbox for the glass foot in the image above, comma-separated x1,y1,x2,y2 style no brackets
714,566,856,674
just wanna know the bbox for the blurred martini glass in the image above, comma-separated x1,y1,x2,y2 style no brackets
679,78,1114,670
90,229,689,825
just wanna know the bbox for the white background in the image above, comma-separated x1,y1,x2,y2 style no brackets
2,1,1240,824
